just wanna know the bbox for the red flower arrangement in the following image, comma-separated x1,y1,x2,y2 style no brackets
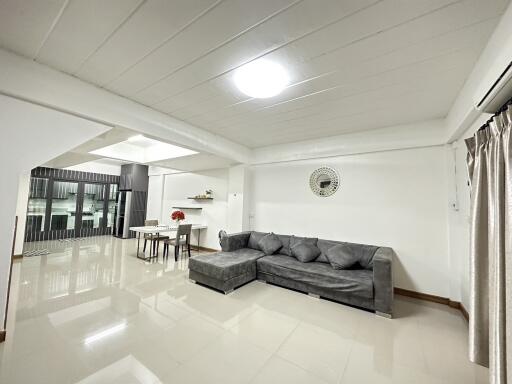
171,210,185,222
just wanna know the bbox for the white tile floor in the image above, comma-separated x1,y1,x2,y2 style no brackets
0,236,487,384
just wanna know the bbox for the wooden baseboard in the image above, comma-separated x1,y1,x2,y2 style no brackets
460,303,469,322
394,287,469,322
0,330,5,343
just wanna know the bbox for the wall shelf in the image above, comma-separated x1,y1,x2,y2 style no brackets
187,197,213,200
172,206,203,210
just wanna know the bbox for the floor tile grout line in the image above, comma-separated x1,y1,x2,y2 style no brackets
336,335,357,384
267,320,339,383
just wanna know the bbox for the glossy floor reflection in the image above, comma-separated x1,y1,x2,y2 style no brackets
0,236,486,384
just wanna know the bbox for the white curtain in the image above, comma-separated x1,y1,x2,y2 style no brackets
466,105,512,384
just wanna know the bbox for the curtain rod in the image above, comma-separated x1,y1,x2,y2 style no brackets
478,97,512,132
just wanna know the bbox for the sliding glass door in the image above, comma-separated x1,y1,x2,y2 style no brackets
50,180,79,233
82,183,106,230
26,179,119,241
107,184,118,230
25,177,49,241
48,181,110,239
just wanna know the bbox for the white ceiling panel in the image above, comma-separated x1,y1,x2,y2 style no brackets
133,0,379,105
76,0,219,86
173,47,478,125
142,0,458,107
105,0,298,96
36,0,142,73
227,68,466,131
0,0,509,149
0,0,66,58
175,17,495,129
153,0,506,117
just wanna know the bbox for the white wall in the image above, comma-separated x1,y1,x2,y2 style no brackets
249,146,452,298
147,169,229,250
0,94,109,331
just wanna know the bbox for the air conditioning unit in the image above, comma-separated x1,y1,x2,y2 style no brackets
476,61,512,113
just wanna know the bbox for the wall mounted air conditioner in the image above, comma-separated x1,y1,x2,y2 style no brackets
476,61,512,113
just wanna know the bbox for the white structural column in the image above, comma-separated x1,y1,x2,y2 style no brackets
0,94,110,333
146,172,166,223
226,165,251,233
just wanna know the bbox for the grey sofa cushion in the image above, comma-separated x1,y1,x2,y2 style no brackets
316,239,340,263
258,233,282,255
276,234,292,256
257,255,374,299
326,244,360,269
316,239,379,269
341,243,379,269
290,235,317,249
189,248,265,281
291,242,321,262
247,231,268,251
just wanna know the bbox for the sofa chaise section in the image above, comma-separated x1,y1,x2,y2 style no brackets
188,232,265,293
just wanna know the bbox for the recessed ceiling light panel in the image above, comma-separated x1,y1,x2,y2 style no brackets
127,134,145,142
234,59,289,98
90,136,197,164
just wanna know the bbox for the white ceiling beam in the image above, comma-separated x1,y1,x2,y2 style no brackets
0,48,250,164
250,119,446,165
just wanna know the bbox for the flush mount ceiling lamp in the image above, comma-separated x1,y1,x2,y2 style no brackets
234,59,290,98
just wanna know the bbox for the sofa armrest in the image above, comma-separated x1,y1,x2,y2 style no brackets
373,247,394,317
220,231,251,252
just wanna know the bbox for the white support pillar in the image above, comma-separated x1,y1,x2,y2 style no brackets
226,165,250,233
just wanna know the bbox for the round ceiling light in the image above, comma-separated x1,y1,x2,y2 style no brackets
234,59,290,98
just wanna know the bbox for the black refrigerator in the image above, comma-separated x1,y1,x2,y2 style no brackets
114,191,132,238
114,164,148,239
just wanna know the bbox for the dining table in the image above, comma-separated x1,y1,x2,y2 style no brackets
129,224,208,260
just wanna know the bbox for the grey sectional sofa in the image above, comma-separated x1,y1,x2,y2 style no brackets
188,231,394,317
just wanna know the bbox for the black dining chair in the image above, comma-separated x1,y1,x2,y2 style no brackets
163,224,192,261
143,219,169,255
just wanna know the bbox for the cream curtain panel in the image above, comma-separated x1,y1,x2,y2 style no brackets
466,104,512,384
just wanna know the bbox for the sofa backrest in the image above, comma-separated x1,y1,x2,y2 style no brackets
275,234,291,256
245,231,379,270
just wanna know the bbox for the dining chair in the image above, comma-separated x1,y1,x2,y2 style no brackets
143,219,169,255
163,224,192,261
